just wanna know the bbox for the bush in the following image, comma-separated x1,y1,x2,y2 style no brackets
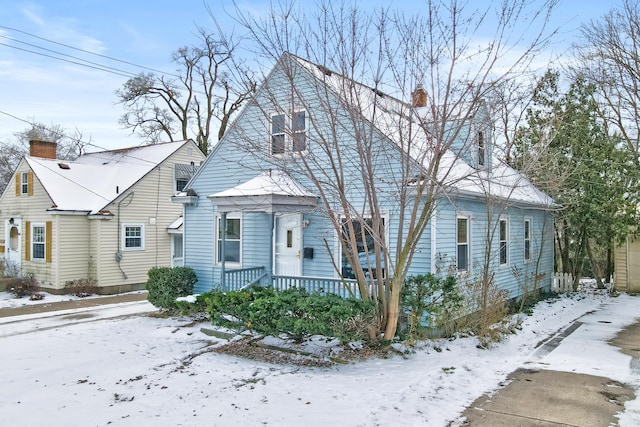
146,267,198,309
7,276,41,298
206,286,376,342
64,278,98,297
400,273,463,340
175,292,211,318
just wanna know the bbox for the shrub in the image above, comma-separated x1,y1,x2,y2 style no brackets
7,276,41,298
146,267,198,309
400,273,463,340
175,292,211,318
64,279,98,297
206,286,376,342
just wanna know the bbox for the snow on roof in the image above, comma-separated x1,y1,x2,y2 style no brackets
209,169,317,199
289,53,553,208
27,140,191,214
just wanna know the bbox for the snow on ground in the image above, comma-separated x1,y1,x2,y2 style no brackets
0,286,638,426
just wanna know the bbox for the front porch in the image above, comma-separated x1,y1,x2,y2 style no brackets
222,266,369,299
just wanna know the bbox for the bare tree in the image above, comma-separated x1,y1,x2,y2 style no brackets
232,0,557,340
116,22,256,155
0,122,89,193
575,0,640,156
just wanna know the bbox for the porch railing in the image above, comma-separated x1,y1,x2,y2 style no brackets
222,266,371,299
224,266,269,291
272,275,363,299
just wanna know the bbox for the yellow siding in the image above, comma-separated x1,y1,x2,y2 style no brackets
94,143,204,291
0,143,204,293
614,243,628,291
56,215,92,287
0,160,59,288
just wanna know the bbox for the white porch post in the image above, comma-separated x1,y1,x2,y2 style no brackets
220,212,227,290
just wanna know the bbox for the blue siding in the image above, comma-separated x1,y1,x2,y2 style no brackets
182,54,554,301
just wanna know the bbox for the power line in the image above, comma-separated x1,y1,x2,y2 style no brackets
0,41,136,78
0,25,177,78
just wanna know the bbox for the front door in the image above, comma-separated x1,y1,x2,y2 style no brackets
171,234,184,267
4,218,22,274
275,213,302,276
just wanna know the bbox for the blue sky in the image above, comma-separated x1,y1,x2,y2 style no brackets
0,0,623,151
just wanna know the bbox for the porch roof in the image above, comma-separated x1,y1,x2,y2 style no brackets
167,216,183,234
208,169,318,213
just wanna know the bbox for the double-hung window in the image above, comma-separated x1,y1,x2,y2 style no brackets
174,163,197,192
499,217,509,266
478,131,486,167
217,214,241,264
21,172,29,195
524,218,531,262
340,217,386,279
31,224,45,260
122,224,144,251
457,216,470,272
270,110,307,155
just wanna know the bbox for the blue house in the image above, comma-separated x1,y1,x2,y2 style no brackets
174,53,555,300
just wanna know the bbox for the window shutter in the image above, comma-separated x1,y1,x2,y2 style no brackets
25,221,31,261
15,173,20,196
45,221,52,263
27,172,34,196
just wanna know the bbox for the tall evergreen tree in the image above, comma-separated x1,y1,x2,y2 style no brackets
513,72,640,287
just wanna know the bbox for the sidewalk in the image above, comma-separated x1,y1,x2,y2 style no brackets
453,319,640,426
0,292,149,318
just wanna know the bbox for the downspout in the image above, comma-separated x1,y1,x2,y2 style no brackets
270,213,275,283
115,192,134,279
220,212,226,290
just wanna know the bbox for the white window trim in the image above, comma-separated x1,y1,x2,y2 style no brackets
122,223,145,251
269,109,308,156
337,212,389,280
499,216,509,267
31,222,46,261
456,213,471,273
214,212,242,267
20,172,29,195
524,217,532,263
477,130,486,168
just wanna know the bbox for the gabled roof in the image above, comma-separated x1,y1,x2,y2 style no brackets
286,53,554,208
26,140,198,214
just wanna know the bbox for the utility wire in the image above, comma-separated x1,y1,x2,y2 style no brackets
0,41,136,78
0,24,178,78
0,34,139,78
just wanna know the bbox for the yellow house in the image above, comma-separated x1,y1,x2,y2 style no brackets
0,139,205,294
615,237,640,293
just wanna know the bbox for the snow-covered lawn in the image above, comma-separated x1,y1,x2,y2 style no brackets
0,286,638,426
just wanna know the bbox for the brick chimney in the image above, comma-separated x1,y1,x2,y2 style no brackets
29,138,58,159
411,84,427,108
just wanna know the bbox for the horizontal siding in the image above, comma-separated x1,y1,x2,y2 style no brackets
95,143,205,290
56,215,92,288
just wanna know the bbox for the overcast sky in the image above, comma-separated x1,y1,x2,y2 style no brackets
0,0,622,152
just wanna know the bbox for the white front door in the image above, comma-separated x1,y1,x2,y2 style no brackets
275,213,303,276
4,218,22,274
171,234,184,267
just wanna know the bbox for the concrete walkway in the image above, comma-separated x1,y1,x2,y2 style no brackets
0,292,149,318
453,319,640,426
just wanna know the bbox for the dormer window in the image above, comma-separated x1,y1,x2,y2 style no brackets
478,131,486,167
270,110,307,155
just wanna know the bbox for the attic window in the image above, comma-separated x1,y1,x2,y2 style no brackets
58,162,70,170
477,131,486,168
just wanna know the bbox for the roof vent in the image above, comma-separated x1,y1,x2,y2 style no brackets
58,162,70,170
317,65,332,76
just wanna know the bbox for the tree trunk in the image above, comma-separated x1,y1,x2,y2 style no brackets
383,277,403,341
